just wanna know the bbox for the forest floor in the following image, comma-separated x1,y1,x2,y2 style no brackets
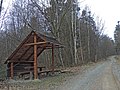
1,56,120,90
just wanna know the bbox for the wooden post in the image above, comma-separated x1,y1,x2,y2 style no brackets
33,33,38,79
30,71,33,80
10,63,13,79
52,44,54,74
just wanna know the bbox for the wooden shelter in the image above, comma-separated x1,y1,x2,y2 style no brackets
4,31,63,80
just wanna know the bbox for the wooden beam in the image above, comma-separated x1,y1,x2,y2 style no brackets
31,45,63,49
9,60,34,63
25,42,47,46
33,33,38,79
10,63,13,79
38,44,62,48
24,37,40,61
41,46,63,49
52,44,54,74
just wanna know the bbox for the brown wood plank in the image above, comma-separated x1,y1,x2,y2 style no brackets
18,71,31,76
25,42,47,46
10,63,13,79
5,31,35,64
37,44,63,48
18,46,32,61
38,69,61,75
9,60,34,63
33,33,38,79
25,36,41,60
52,44,54,74
37,47,46,57
35,46,63,49
26,47,45,61
24,66,45,71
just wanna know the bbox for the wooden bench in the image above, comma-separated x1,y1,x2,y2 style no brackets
18,71,33,80
38,69,61,78
24,66,46,71
18,69,61,79
18,66,45,80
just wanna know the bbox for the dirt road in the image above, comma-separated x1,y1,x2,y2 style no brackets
57,56,120,90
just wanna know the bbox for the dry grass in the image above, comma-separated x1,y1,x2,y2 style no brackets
0,72,75,90
114,55,120,64
0,60,105,90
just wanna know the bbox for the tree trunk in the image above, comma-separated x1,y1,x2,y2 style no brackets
72,0,77,65
87,21,90,61
54,0,64,67
79,21,84,64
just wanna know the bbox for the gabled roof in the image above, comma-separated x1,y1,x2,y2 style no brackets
4,31,63,64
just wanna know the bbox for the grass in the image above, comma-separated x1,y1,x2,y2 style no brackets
1,60,105,90
114,55,120,64
114,55,120,60
6,72,75,90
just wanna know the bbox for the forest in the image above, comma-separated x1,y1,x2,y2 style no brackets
0,0,118,78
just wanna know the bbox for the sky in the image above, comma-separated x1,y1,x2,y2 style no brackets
1,0,120,39
80,0,120,39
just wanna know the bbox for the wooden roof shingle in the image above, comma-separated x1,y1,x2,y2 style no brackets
4,31,63,64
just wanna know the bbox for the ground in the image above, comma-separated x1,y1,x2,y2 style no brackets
1,56,120,90
57,56,120,90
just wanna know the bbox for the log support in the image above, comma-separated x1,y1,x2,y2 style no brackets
10,62,13,79
52,44,54,74
33,33,38,79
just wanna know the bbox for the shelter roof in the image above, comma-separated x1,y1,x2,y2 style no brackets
4,31,63,64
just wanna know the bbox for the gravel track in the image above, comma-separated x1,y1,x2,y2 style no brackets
57,56,120,90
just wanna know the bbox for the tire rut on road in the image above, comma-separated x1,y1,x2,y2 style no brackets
56,56,120,90
102,64,118,90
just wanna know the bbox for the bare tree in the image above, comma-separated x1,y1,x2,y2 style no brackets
0,0,3,15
